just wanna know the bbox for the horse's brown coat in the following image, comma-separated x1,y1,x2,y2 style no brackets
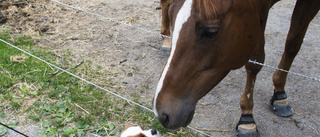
155,0,320,134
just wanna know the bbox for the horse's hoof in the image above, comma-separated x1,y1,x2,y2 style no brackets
161,37,171,57
236,114,260,137
270,90,294,117
270,102,294,117
162,47,170,57
237,131,260,137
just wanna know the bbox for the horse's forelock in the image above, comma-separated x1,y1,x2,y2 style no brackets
194,0,219,19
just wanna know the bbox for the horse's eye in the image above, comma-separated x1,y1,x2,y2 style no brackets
200,27,220,39
141,135,146,137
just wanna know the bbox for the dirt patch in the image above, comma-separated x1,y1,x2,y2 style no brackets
0,12,8,24
1,0,320,136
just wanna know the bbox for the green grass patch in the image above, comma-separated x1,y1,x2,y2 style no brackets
0,28,203,136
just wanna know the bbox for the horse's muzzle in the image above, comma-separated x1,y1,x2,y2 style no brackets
157,109,195,130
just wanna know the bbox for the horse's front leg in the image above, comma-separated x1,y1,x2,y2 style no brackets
271,0,320,117
236,56,264,137
236,1,275,135
160,0,172,56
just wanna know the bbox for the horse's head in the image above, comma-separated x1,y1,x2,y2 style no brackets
153,0,262,130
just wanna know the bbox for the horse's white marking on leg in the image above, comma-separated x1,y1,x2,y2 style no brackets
153,0,193,117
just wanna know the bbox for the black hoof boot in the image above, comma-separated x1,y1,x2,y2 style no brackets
270,90,294,117
236,114,260,137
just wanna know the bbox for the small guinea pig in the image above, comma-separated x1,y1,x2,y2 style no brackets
121,125,161,137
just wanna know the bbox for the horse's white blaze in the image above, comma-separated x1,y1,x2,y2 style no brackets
153,0,193,117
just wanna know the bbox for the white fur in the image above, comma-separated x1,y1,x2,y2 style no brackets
153,0,193,117
121,126,160,137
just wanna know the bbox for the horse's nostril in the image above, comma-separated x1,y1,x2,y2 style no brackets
161,113,170,127
151,128,157,135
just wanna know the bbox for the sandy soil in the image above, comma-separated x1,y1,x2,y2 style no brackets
1,0,319,136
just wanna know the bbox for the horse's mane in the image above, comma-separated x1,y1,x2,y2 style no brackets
194,0,218,19
164,0,173,10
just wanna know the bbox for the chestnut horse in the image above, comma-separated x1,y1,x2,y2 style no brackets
153,0,320,136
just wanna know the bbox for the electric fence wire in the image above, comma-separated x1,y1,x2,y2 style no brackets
0,122,29,137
